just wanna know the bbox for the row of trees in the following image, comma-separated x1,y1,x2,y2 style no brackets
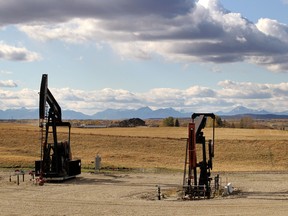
162,117,180,127
162,116,223,127
162,116,255,128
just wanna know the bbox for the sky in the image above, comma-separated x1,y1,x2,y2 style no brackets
0,0,288,115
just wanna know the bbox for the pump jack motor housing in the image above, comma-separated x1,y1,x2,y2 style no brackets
183,113,216,199
35,74,81,180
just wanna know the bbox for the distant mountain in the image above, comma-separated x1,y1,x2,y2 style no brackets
0,107,38,119
0,108,91,120
216,106,271,116
62,110,91,119
93,107,190,119
216,106,288,119
0,107,190,120
276,110,288,115
1,106,287,120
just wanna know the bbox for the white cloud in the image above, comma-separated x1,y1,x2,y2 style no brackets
0,80,17,87
2,0,284,72
1,80,288,114
217,80,272,99
256,18,288,43
18,19,102,43
186,86,216,97
0,88,37,109
0,42,41,62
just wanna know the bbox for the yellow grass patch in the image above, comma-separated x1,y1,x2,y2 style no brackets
0,122,287,171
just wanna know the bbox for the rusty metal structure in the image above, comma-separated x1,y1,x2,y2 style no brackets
35,74,81,180
183,113,216,199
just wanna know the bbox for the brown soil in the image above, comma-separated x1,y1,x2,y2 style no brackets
0,170,287,215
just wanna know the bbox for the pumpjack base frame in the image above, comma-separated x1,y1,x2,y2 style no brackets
183,185,209,199
35,159,81,180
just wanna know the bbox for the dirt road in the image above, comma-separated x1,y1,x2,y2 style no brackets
0,171,287,215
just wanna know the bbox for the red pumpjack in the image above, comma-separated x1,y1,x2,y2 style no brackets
183,113,217,199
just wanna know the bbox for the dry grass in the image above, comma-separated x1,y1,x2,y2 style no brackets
0,122,287,171
74,127,188,138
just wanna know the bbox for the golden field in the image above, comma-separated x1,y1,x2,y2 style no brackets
0,122,287,171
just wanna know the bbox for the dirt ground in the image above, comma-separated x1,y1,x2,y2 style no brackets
0,170,287,216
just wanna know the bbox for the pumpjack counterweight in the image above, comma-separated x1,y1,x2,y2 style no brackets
35,74,81,180
183,113,216,199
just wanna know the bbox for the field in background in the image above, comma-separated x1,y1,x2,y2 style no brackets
0,122,287,171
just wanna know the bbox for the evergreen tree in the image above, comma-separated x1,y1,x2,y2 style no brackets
215,115,223,127
174,118,180,127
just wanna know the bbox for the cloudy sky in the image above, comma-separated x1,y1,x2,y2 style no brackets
1,0,288,115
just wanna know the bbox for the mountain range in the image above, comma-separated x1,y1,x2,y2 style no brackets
92,107,190,119
0,106,288,120
217,106,271,116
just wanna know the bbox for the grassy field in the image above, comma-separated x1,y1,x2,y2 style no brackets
0,122,287,171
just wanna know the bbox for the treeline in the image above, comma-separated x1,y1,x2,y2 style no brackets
162,117,180,127
221,116,255,129
205,116,257,129
162,116,257,129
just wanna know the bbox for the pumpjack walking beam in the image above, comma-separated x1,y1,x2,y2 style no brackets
35,74,81,180
183,113,215,199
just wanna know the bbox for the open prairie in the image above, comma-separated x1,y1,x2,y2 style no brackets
0,122,287,171
0,122,287,215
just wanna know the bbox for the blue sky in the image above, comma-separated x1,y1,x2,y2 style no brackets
0,0,288,115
